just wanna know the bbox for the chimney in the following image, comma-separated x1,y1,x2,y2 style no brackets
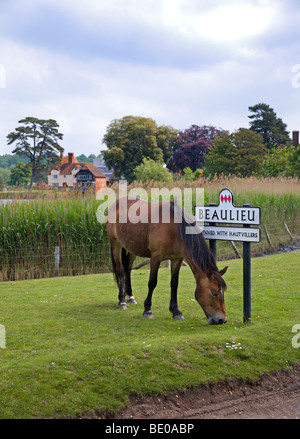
68,152,74,164
292,131,299,148
60,149,64,160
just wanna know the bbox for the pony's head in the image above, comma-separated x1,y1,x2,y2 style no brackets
195,266,228,324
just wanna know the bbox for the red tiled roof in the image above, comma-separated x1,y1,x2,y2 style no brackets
49,162,106,178
59,163,81,175
77,163,106,178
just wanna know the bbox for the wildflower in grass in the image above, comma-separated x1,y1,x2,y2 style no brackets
226,342,242,350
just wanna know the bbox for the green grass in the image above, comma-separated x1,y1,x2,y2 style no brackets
0,251,299,418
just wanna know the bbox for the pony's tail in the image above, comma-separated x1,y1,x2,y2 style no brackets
110,246,130,283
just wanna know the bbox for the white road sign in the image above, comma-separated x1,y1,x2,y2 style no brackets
202,226,261,243
195,188,260,225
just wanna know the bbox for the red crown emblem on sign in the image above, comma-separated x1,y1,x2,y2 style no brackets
220,194,231,203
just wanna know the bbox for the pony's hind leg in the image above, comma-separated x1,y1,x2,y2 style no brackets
122,249,137,304
169,259,185,320
143,256,160,318
110,244,127,310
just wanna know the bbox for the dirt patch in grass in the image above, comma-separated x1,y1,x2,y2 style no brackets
112,363,300,419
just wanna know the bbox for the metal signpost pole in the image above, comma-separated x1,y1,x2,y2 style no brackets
208,203,217,259
195,189,260,324
243,206,251,323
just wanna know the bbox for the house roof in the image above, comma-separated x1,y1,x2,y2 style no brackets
75,163,106,178
59,162,81,175
48,163,83,175
49,159,107,179
61,155,78,165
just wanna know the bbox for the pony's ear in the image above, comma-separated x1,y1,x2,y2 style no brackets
219,266,228,277
207,268,214,279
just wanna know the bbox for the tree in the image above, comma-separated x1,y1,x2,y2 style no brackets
203,129,267,177
248,103,290,149
288,145,300,177
134,158,173,183
8,162,31,186
258,145,293,177
7,117,63,189
0,153,29,169
0,167,11,184
102,116,177,182
182,167,203,180
167,125,225,173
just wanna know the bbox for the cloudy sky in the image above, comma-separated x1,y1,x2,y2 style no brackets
1,0,300,157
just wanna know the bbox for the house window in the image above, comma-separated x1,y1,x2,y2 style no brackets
63,175,66,178
53,175,58,179
77,174,92,180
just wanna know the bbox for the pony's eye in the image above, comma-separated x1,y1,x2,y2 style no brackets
211,291,218,298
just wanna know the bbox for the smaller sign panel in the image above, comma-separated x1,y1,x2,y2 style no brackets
195,188,261,225
202,226,261,243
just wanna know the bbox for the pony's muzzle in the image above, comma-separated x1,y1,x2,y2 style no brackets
208,315,227,325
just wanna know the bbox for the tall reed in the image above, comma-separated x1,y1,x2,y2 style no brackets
0,176,299,281
0,196,109,281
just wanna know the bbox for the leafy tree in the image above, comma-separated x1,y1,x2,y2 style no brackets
8,162,31,186
76,154,95,163
0,167,11,184
167,125,225,173
102,116,177,182
7,117,63,189
182,167,194,180
134,158,173,183
182,167,203,180
258,145,293,177
288,145,300,177
0,153,29,169
248,103,290,149
203,128,267,177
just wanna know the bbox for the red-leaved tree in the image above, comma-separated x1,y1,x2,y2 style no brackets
167,125,225,173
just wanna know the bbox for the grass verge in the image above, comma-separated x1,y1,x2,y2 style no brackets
0,251,299,418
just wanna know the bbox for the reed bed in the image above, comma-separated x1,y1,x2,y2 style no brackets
0,176,299,281
0,196,110,281
130,176,300,223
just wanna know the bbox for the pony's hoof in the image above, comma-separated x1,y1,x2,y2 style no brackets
127,296,137,304
173,314,185,320
118,302,127,310
143,311,154,319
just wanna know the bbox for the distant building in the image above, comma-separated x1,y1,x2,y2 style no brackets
48,152,79,188
75,163,107,192
93,157,114,182
48,152,107,191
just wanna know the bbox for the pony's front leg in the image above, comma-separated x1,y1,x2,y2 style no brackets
143,257,160,318
169,259,185,320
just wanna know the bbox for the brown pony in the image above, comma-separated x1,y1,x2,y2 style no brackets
106,196,228,324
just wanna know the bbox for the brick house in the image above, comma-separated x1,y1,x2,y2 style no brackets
75,163,107,192
48,152,106,191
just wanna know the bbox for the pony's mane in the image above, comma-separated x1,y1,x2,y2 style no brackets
172,202,226,289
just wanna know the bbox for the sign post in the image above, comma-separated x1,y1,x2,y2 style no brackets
195,189,261,324
243,216,251,323
208,203,217,259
